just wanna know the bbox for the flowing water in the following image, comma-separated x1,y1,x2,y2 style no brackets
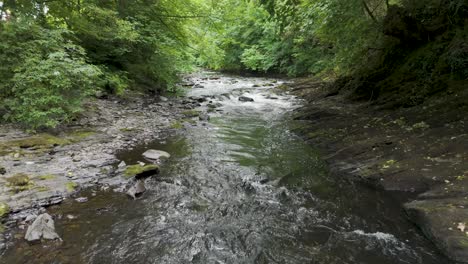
1,73,453,264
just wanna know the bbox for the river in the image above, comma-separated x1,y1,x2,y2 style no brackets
1,73,452,264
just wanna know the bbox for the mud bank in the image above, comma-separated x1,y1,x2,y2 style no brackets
289,78,468,262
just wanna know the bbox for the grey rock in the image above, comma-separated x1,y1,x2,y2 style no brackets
25,214,37,223
142,150,171,160
75,197,88,203
126,180,146,200
199,114,210,121
25,213,61,242
239,96,254,102
159,96,168,102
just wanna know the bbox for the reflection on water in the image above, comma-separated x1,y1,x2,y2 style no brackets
1,73,453,264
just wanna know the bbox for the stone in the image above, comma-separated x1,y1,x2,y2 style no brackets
142,150,171,160
75,197,88,203
25,213,61,242
0,166,5,175
25,214,37,223
199,114,210,121
239,96,254,102
127,180,146,200
405,198,468,263
159,96,168,102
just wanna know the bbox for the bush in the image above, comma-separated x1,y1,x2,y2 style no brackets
0,21,101,129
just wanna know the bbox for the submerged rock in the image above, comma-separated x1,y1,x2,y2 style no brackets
25,213,61,242
75,197,88,203
239,96,254,102
127,180,146,200
142,149,171,160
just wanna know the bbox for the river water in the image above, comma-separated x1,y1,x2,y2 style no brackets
1,73,453,264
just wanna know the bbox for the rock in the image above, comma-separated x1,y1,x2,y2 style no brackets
239,96,254,102
0,166,5,175
124,164,159,179
159,96,168,102
142,149,171,160
405,198,468,262
117,161,127,173
25,213,61,242
75,197,88,203
126,180,146,200
25,214,37,223
199,114,210,121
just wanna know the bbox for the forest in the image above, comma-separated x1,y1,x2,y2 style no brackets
0,0,466,129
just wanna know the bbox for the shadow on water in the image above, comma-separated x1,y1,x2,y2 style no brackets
1,73,455,264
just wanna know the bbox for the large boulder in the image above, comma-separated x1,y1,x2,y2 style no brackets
405,198,468,263
25,213,61,242
142,150,171,161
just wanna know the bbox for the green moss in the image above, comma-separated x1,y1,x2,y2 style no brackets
68,130,96,141
0,134,70,156
170,121,184,129
6,173,31,186
182,118,197,125
124,164,159,178
0,203,9,218
38,174,56,180
66,182,78,192
36,186,50,192
181,110,200,118
6,174,35,193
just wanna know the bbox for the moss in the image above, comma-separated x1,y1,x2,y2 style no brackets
6,174,35,193
38,174,56,181
0,134,70,156
124,164,159,178
68,130,96,141
36,186,50,192
66,182,78,192
181,110,200,118
0,203,9,218
6,173,31,186
170,121,184,129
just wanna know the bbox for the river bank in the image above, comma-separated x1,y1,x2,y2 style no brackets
0,91,192,248
288,78,468,262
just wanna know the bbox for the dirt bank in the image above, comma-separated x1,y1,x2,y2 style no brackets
288,78,468,263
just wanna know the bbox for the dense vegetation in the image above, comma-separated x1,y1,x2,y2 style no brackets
1,0,467,129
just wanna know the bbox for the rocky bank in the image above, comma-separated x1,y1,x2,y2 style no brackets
288,78,468,263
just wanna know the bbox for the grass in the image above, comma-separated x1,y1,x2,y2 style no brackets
170,121,184,129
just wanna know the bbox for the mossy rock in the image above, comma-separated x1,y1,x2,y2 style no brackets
67,130,96,141
0,134,70,156
124,164,159,179
181,110,200,118
66,182,78,192
170,121,184,129
6,173,35,193
0,203,9,218
6,173,31,186
38,174,56,181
